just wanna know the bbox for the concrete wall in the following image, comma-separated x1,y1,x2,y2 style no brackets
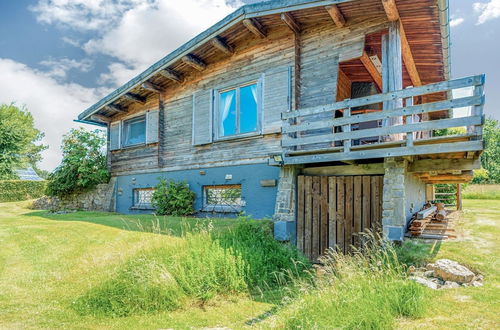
114,163,280,219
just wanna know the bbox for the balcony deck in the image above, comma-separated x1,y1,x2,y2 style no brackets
272,75,485,167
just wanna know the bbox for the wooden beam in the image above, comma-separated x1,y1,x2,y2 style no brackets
359,51,383,90
210,36,234,55
325,5,345,28
123,93,146,104
417,206,436,219
381,0,422,86
141,81,163,93
281,12,300,34
160,68,183,83
104,104,127,113
303,163,384,176
408,158,481,173
181,54,206,71
242,18,266,38
381,0,399,21
90,114,111,124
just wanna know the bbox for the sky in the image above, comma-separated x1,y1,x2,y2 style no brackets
0,0,499,171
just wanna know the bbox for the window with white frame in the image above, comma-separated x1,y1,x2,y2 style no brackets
133,188,155,208
203,185,243,212
122,115,146,147
217,82,259,138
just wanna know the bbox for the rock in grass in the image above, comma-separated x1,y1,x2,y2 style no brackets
426,259,475,284
441,281,460,289
410,276,440,290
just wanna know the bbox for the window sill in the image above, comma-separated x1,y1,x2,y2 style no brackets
213,132,262,143
111,142,158,153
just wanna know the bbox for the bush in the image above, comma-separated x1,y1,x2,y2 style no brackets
217,220,311,288
276,235,428,329
152,179,195,216
0,180,47,202
46,128,109,198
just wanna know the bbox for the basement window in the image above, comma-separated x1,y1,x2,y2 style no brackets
132,188,155,209
203,185,243,212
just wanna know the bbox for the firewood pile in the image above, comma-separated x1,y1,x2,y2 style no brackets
407,202,456,239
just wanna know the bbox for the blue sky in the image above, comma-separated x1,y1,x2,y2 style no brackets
0,0,499,171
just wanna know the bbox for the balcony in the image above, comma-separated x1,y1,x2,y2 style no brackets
274,75,485,165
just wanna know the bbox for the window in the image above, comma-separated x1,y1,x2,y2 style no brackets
133,188,155,209
218,82,259,138
203,185,243,212
122,115,146,147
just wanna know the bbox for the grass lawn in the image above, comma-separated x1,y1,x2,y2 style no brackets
0,199,499,328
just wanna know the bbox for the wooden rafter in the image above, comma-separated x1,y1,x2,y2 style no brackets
281,12,301,34
160,68,183,83
325,5,345,28
381,0,422,86
182,54,207,71
242,18,266,38
123,93,146,104
90,114,111,124
211,36,234,55
141,81,163,93
105,104,127,113
359,51,382,90
408,158,481,173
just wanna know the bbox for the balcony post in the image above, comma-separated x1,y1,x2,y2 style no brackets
382,21,404,141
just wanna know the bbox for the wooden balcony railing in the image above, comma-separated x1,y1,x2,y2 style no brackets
275,75,485,165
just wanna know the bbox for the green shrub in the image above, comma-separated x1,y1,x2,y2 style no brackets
46,128,109,198
277,235,428,329
0,180,47,202
152,179,195,216
217,220,311,288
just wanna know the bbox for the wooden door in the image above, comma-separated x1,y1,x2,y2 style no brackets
296,175,383,260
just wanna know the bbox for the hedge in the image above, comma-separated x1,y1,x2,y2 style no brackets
0,180,47,202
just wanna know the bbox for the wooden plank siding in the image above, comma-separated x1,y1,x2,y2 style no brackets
107,17,390,176
296,175,383,261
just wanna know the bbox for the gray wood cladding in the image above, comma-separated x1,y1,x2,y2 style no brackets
146,110,159,144
263,66,291,134
110,122,120,151
192,89,214,146
108,18,390,175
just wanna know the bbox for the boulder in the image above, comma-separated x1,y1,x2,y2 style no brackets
441,281,460,289
410,276,440,290
426,259,475,284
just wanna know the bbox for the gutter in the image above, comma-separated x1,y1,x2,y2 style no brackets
73,119,107,127
437,0,451,80
78,0,353,122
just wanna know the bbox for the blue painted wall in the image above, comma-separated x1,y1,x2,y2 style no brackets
115,163,280,219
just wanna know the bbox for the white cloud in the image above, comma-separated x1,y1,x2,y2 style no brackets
450,17,465,27
39,58,93,80
0,58,110,171
98,62,143,87
30,0,150,31
474,0,500,24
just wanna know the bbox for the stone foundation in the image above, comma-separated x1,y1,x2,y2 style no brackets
382,157,408,241
273,165,301,242
32,177,117,212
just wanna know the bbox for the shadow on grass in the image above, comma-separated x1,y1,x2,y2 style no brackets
23,210,242,237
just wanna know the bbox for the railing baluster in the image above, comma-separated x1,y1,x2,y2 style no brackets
343,107,351,153
404,90,414,147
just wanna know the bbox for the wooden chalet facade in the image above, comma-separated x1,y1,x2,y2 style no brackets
78,0,485,255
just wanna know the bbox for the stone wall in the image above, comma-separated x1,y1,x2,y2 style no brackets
32,177,117,212
382,157,426,241
273,165,301,242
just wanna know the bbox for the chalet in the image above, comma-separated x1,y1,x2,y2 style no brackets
77,0,485,258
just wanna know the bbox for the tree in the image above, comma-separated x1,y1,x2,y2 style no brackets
479,117,500,183
46,128,110,197
0,104,46,179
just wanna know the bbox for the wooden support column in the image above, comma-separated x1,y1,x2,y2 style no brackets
456,184,462,210
382,21,403,141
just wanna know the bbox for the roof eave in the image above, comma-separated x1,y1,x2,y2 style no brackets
78,0,353,121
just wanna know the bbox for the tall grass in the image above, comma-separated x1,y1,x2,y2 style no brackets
462,184,500,200
72,220,309,317
276,234,429,329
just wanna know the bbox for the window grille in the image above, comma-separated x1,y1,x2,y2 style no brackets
133,188,155,208
203,185,243,212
